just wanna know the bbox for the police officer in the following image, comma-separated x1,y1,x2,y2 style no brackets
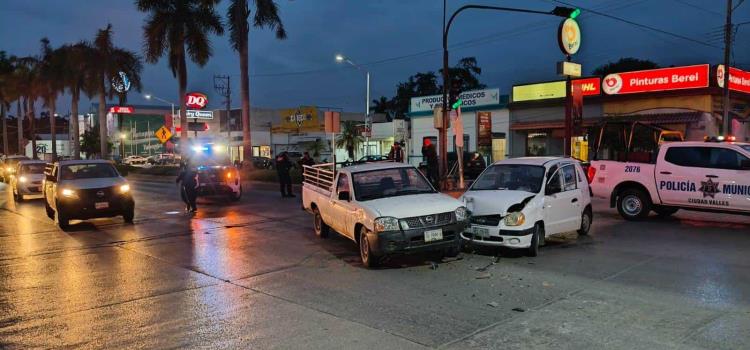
422,139,439,188
176,159,199,212
276,151,295,198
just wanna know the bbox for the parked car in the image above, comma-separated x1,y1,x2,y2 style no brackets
1,155,30,182
589,138,750,220
123,155,148,166
43,160,134,229
10,160,47,201
460,157,592,257
302,162,469,267
148,153,180,166
251,156,273,169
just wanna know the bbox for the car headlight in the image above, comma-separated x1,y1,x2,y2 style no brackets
120,184,130,193
455,206,468,222
374,217,400,232
504,212,525,226
19,176,27,183
61,188,78,198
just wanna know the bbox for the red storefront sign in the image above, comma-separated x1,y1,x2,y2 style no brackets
185,92,208,109
717,65,750,94
602,64,709,95
109,106,134,114
573,77,601,96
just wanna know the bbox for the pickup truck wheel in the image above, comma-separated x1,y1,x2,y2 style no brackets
14,189,23,202
313,208,329,238
653,206,678,217
229,186,242,202
56,208,70,230
45,201,54,219
578,208,592,236
123,206,135,224
527,223,542,257
359,227,380,268
617,188,651,221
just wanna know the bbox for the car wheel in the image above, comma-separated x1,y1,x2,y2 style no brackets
123,206,135,224
653,206,678,217
14,189,23,202
578,208,592,236
45,201,55,219
527,223,542,257
313,208,330,238
229,185,242,202
56,207,70,230
444,246,460,258
617,188,651,221
359,226,380,268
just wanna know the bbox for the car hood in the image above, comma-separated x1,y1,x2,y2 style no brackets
460,190,536,216
361,193,463,218
60,177,127,190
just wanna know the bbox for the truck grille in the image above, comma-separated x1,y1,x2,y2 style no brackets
400,212,454,229
471,215,502,226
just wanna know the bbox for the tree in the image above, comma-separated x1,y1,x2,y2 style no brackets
442,57,486,92
371,96,395,121
227,0,287,167
138,0,224,147
38,38,67,159
88,24,143,159
0,51,16,155
14,56,40,159
592,57,659,76
335,120,363,160
60,42,96,160
306,138,326,158
80,125,112,159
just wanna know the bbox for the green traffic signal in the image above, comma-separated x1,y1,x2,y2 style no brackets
570,8,581,19
452,99,463,109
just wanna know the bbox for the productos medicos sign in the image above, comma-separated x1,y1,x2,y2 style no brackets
602,64,709,95
410,88,500,113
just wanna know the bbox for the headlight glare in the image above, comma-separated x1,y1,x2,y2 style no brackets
455,206,468,221
61,188,77,198
120,184,130,193
19,176,27,183
374,217,399,232
504,212,525,226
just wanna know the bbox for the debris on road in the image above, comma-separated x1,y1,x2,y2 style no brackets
475,272,491,279
487,301,499,308
429,261,439,270
512,307,526,312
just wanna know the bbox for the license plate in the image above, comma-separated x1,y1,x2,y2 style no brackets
472,226,490,238
95,202,109,209
424,229,443,242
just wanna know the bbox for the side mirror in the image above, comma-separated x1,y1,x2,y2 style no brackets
338,191,351,201
741,159,750,170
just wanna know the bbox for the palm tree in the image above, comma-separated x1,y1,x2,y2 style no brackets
38,38,67,159
335,120,363,160
89,25,143,159
227,0,286,165
60,42,95,160
0,52,15,155
137,0,224,145
14,56,40,159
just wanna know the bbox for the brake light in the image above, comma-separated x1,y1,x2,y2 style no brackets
587,165,596,184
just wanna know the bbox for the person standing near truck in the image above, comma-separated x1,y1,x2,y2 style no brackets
298,151,315,171
176,159,199,212
422,139,439,188
388,141,405,163
276,151,295,198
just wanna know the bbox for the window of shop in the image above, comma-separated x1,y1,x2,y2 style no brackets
527,132,548,156
491,133,506,162
452,134,470,152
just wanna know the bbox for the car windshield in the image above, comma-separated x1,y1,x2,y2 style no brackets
20,164,46,174
470,164,545,193
352,167,435,201
60,163,118,180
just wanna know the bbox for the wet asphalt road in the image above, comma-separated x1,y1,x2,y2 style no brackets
1,176,749,349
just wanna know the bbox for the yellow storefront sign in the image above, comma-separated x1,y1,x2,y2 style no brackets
512,81,567,102
273,106,322,133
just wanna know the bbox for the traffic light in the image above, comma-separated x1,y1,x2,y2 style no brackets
448,79,462,111
552,6,580,19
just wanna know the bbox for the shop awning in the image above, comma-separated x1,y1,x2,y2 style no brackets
510,112,704,130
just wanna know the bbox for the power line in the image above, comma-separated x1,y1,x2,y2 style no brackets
668,0,724,16
548,0,721,49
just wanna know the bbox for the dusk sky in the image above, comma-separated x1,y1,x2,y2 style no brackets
2,0,748,115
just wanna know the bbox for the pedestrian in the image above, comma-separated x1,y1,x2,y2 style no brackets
422,139,439,188
176,159,199,212
298,151,315,171
276,151,295,198
388,141,405,163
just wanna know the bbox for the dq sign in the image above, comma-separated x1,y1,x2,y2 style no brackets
185,92,208,109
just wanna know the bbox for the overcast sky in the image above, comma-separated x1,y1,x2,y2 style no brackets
2,0,748,115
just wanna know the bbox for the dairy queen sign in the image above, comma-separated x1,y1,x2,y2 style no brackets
410,88,500,113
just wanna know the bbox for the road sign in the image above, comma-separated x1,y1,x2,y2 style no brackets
155,126,172,144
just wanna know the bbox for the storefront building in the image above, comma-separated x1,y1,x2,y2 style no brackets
407,88,510,166
509,64,750,160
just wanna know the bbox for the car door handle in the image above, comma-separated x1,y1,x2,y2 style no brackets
706,175,719,178
571,198,578,203
660,171,672,175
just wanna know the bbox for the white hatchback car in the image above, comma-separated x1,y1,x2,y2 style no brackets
459,157,592,256
11,160,47,201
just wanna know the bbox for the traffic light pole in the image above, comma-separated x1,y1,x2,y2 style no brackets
442,4,575,188
564,56,572,157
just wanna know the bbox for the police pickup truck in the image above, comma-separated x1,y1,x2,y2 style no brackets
302,162,468,268
589,137,750,220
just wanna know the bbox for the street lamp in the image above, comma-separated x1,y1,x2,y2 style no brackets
336,54,371,156
144,94,176,132
119,133,126,158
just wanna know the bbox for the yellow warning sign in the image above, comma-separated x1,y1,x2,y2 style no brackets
155,126,172,144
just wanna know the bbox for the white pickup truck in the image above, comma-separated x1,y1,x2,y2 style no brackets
589,139,750,220
302,162,469,268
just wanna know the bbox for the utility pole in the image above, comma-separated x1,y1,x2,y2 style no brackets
722,0,733,135
214,75,232,156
